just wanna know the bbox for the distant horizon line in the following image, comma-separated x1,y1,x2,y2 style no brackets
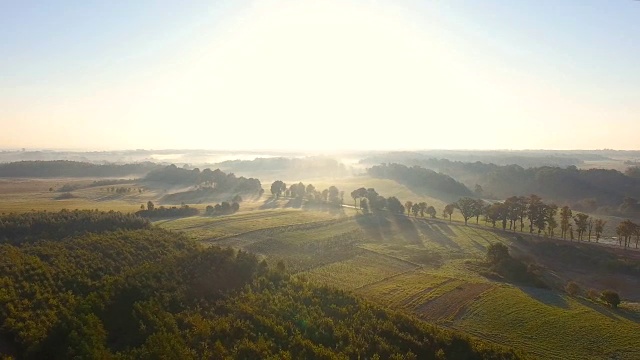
0,147,638,153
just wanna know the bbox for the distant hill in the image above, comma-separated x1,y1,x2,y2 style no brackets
0,160,160,178
214,156,351,179
367,163,473,200
369,159,640,213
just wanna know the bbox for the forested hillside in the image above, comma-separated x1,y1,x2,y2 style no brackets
214,156,351,179
368,160,640,214
0,210,521,359
368,163,472,200
0,160,160,178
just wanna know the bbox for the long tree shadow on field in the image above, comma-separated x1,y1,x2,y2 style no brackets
574,296,640,322
259,197,280,209
417,222,461,250
355,213,392,242
519,285,569,309
392,216,422,245
284,197,304,208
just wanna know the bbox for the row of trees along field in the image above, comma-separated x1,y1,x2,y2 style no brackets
270,180,344,204
349,188,624,246
135,201,200,219
0,160,160,178
0,210,521,359
442,196,611,243
366,160,640,216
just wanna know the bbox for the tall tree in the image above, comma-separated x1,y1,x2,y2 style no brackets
545,204,558,238
472,199,485,224
444,204,455,222
270,180,286,198
526,195,543,234
455,197,476,225
573,213,589,241
426,206,437,218
411,203,420,217
405,201,413,216
594,219,607,243
386,196,405,215
351,187,366,208
560,206,572,239
418,202,428,217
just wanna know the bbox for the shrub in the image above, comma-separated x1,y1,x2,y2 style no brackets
600,290,621,308
588,288,599,301
565,281,580,296
487,243,510,265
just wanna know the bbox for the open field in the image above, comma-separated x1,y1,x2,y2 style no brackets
170,207,640,359
2,175,639,359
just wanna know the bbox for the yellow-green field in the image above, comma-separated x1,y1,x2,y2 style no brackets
3,176,639,359
168,207,640,360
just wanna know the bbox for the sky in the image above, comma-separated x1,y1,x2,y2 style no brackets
1,0,638,151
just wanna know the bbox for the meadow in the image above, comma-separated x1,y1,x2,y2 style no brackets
158,203,640,359
2,174,639,359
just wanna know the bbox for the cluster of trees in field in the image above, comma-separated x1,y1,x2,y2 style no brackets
483,243,547,288
270,180,344,205
205,201,240,216
613,219,640,248
144,164,261,192
0,160,160,178
0,213,520,359
367,163,472,199
105,186,142,194
56,179,137,192
0,210,150,245
135,201,199,219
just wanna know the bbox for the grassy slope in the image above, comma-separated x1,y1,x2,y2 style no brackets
166,207,640,360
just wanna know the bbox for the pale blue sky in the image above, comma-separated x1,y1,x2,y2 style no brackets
1,0,638,151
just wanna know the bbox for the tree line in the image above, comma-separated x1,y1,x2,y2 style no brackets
0,160,160,178
135,201,200,219
0,209,150,245
145,164,261,194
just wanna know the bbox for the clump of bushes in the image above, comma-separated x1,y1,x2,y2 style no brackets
205,201,240,216
565,281,581,296
484,243,547,288
600,290,621,308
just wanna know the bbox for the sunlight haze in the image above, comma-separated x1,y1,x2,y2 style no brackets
1,0,638,151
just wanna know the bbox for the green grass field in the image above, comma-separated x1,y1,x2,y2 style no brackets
3,176,639,359
179,207,640,360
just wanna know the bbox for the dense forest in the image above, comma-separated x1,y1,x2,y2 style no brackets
0,210,521,359
0,160,160,178
368,163,472,200
0,210,150,245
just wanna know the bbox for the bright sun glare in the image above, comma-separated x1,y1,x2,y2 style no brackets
128,0,497,151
